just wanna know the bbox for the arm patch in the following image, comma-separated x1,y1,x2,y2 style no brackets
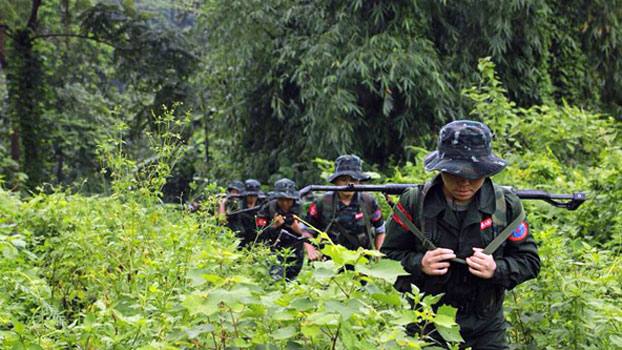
508,221,529,241
307,202,318,219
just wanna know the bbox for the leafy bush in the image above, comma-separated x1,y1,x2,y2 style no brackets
0,114,462,349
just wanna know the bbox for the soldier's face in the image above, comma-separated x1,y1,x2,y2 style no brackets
334,175,359,186
246,195,258,206
441,172,486,204
334,176,359,197
229,189,241,195
277,198,294,211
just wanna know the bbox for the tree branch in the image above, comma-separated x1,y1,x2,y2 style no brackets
27,0,43,31
29,32,126,49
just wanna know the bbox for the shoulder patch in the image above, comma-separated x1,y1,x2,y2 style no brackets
480,217,492,230
256,217,268,227
371,208,382,221
308,202,318,218
508,221,529,241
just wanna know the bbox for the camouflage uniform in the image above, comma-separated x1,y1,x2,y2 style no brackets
381,121,540,349
304,155,385,250
256,179,305,280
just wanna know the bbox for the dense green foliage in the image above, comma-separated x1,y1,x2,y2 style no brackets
2,59,622,349
204,0,622,184
0,127,464,349
3,0,622,191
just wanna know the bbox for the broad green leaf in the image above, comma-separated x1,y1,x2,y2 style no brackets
321,245,361,266
233,337,251,347
355,259,408,284
181,294,218,316
434,305,463,343
272,326,297,340
185,269,210,286
372,292,402,306
290,297,316,312
184,324,214,339
301,324,321,338
306,311,339,326
324,300,360,320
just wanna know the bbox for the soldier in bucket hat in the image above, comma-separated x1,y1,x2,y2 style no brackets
256,178,306,280
218,180,245,216
382,120,540,349
231,179,266,247
303,155,386,260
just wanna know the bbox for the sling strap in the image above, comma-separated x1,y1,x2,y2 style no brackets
393,183,525,264
358,195,376,250
321,192,376,249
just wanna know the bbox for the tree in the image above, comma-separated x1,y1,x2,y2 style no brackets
0,0,203,191
202,0,622,185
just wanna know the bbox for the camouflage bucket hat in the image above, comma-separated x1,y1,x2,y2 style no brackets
243,179,264,197
327,155,371,183
271,178,299,200
423,120,507,179
227,180,244,193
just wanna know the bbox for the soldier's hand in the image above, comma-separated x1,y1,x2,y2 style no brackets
304,243,321,261
421,248,456,276
466,247,496,279
272,213,285,228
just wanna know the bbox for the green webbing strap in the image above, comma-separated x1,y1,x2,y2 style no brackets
394,207,466,265
324,192,366,249
482,208,525,255
393,184,526,264
359,194,376,250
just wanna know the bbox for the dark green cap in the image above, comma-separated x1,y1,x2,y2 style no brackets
424,120,507,179
327,155,371,183
272,178,299,199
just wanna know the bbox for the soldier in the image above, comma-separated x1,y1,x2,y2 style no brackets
218,180,244,216
231,179,265,247
381,120,540,349
303,155,386,260
256,178,306,280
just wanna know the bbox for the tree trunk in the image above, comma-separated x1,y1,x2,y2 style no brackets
9,0,45,189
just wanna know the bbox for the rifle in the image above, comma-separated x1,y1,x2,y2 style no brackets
226,205,262,218
298,184,586,210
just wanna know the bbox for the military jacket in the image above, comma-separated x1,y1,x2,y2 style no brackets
256,200,302,247
304,192,384,250
382,175,540,317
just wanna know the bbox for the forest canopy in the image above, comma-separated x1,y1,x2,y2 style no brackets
2,0,622,195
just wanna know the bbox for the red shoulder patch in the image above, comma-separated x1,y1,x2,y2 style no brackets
480,217,493,230
256,217,268,227
508,221,529,241
308,202,318,219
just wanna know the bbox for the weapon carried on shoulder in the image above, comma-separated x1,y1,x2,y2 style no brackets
226,205,262,218
298,184,586,210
